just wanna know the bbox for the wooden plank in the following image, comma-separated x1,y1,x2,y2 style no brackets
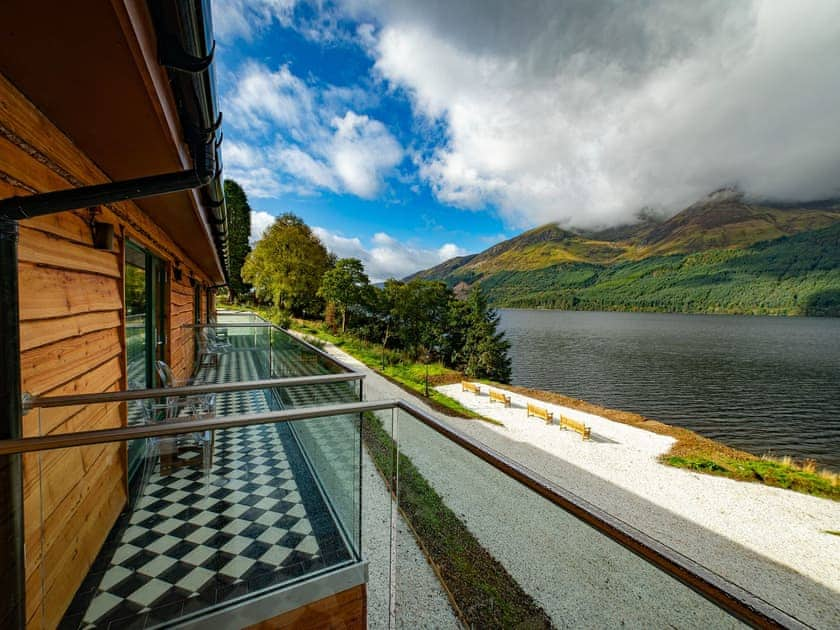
21,211,94,246
23,403,120,496
0,72,107,187
41,455,124,629
19,226,120,278
20,310,121,352
244,585,366,629
1,74,215,287
28,358,121,437
21,328,121,395
0,133,69,191
24,442,123,628
18,263,121,320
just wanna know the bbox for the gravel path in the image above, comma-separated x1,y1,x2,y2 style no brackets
302,336,840,628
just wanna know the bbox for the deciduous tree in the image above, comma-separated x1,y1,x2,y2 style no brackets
318,258,372,333
241,213,332,316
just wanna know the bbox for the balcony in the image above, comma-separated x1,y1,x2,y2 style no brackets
4,313,807,628
19,314,364,629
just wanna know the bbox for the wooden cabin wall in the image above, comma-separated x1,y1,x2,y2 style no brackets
169,272,196,378
0,74,213,627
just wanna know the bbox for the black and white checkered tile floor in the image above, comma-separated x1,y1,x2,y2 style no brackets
60,336,352,629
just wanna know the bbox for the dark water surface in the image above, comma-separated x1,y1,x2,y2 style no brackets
499,309,840,469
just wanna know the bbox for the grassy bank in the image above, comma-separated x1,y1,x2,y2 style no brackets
495,383,840,502
362,411,552,628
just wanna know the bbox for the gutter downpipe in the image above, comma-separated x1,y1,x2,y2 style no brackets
150,0,229,282
0,216,24,629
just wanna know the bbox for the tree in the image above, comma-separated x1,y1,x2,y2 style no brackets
223,179,252,301
318,258,372,333
241,213,333,316
386,279,451,356
458,287,511,382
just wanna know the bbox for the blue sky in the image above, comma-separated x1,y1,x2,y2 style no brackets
213,1,840,281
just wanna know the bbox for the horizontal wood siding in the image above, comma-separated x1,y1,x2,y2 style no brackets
169,274,196,378
244,585,366,629
1,72,214,628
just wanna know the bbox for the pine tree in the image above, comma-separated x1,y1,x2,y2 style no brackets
459,287,511,382
223,179,252,301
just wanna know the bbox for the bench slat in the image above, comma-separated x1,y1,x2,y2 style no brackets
489,389,511,407
560,415,591,440
526,402,553,423
461,381,481,394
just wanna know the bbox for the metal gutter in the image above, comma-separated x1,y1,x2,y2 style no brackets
148,0,229,281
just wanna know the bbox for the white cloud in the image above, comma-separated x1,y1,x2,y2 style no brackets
212,0,296,42
313,227,465,282
328,112,403,198
225,62,314,136
347,0,840,228
222,63,403,200
250,210,275,245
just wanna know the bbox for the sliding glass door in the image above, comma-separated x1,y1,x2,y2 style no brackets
125,241,167,477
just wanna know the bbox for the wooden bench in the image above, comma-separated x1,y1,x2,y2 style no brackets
527,403,553,424
560,416,592,440
489,389,511,407
461,381,481,395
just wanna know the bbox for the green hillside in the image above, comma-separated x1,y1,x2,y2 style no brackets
413,197,840,317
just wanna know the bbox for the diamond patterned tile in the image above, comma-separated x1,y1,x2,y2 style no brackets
62,329,353,629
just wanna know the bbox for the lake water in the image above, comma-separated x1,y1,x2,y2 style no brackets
499,309,840,470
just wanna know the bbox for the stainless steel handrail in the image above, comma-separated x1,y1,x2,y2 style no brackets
0,399,393,455
24,374,363,410
182,323,275,327
0,397,805,628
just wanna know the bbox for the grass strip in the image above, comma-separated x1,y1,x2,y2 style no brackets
492,383,840,502
362,411,552,629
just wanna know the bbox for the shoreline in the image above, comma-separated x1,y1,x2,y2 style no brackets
489,381,840,496
437,382,840,595
497,305,840,319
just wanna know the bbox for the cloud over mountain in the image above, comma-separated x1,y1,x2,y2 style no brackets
347,0,840,228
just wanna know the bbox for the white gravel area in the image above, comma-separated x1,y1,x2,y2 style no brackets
439,383,840,624
292,332,840,627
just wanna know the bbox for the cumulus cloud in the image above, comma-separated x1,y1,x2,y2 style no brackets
342,0,840,228
313,227,465,282
329,112,403,197
250,210,275,245
222,62,403,199
212,0,295,42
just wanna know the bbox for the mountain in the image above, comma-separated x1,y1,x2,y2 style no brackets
410,195,840,316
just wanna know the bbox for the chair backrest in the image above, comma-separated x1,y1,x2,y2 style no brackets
156,360,175,388
198,327,211,350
